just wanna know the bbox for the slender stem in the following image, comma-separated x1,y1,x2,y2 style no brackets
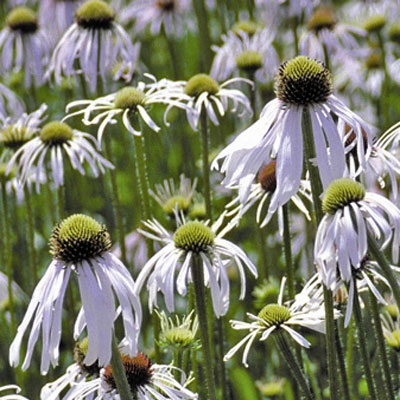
199,110,212,222
161,26,180,80
192,0,213,71
377,32,390,129
111,335,133,400
302,107,339,400
173,348,183,381
282,204,295,298
353,283,378,400
334,320,351,400
291,16,300,55
57,185,65,220
346,319,358,400
190,254,217,400
104,139,127,266
1,182,16,333
275,332,315,400
369,293,395,400
216,317,228,400
367,233,400,311
23,186,38,285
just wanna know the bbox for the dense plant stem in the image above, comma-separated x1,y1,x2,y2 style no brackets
367,233,400,312
190,254,217,400
275,332,314,400
111,335,134,400
301,107,339,400
24,186,38,285
282,204,295,298
199,110,212,221
353,283,378,400
346,319,358,399
104,139,127,266
1,182,16,333
334,321,351,400
369,293,395,400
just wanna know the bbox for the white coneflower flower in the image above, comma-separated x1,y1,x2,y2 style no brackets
9,214,142,374
39,0,84,46
40,338,101,400
315,178,400,293
300,6,365,62
65,74,190,144
178,73,252,130
7,121,114,191
149,174,198,217
211,21,279,84
225,160,312,230
224,275,337,367
0,103,47,150
0,6,50,87
119,0,192,36
62,352,198,399
0,385,29,400
136,213,257,317
212,56,374,212
0,83,25,118
47,0,140,93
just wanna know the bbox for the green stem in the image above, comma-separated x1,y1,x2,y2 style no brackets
216,316,228,400
162,26,180,79
173,348,183,381
367,233,400,312
275,332,315,400
200,110,212,222
302,107,339,400
353,283,378,400
282,204,295,298
111,335,133,400
1,182,16,333
192,0,213,71
377,32,390,129
23,186,38,285
190,254,217,400
334,321,351,400
346,319,358,400
57,185,65,220
369,293,395,400
291,16,300,55
104,139,127,266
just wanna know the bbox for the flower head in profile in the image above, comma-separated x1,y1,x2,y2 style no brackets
61,352,198,399
178,73,252,130
0,6,51,87
300,6,365,62
136,213,257,317
224,275,337,367
150,174,198,218
10,214,142,374
7,120,114,191
225,160,312,231
212,56,374,212
65,74,190,144
315,179,400,295
47,0,140,92
120,0,192,36
211,21,279,84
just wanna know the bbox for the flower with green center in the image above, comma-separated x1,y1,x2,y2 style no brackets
149,174,197,217
65,74,190,144
364,14,386,33
300,9,366,63
47,0,139,93
211,22,279,84
66,350,197,399
224,275,337,367
7,119,113,191
136,213,257,316
174,73,252,130
212,56,373,216
0,7,50,87
315,178,400,296
157,310,199,350
9,213,142,374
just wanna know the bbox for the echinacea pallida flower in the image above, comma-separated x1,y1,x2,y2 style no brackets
136,213,257,317
224,275,338,367
212,56,373,212
6,121,114,191
60,352,198,399
9,214,142,374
